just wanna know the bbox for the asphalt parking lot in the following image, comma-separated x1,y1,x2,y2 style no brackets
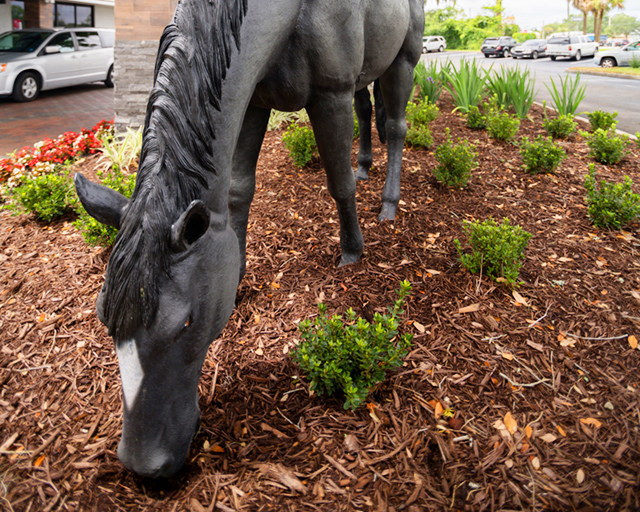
0,83,114,157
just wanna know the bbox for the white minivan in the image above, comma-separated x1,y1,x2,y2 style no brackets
422,36,447,53
0,28,114,102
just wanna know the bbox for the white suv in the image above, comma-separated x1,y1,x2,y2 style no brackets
0,28,115,102
546,35,598,61
422,36,446,53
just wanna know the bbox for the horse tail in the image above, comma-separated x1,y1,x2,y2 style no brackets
373,79,387,144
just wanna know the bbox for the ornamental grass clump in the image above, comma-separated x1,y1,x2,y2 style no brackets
444,58,488,113
282,123,317,168
292,281,413,410
581,128,630,165
74,168,136,246
413,60,444,104
519,135,566,174
544,72,587,116
433,128,477,188
587,110,618,132
486,107,520,141
455,217,532,286
584,164,640,230
8,171,76,222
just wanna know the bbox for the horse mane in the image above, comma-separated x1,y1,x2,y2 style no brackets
100,0,248,341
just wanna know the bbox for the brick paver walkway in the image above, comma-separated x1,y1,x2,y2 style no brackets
0,83,115,157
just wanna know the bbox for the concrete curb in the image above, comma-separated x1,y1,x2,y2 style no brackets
566,67,640,81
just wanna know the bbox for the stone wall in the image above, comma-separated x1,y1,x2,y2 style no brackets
113,40,158,131
113,0,177,132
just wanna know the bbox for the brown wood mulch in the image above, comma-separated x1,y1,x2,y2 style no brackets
1,96,640,512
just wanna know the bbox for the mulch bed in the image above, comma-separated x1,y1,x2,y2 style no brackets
1,96,640,512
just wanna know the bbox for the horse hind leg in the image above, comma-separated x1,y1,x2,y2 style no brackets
377,54,417,222
229,104,271,281
307,92,364,266
354,87,373,181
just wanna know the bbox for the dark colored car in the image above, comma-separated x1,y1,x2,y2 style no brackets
511,39,547,59
481,36,518,58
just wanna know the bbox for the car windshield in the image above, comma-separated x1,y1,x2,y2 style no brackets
0,31,50,52
522,40,539,46
483,38,498,44
548,37,569,44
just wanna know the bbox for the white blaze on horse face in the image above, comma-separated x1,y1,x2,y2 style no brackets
116,339,144,412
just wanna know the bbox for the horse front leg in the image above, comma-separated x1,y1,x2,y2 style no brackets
229,104,271,281
354,87,373,181
377,56,415,222
307,92,364,266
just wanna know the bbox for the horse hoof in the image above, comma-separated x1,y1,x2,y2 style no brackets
338,252,360,267
378,204,396,222
355,168,370,181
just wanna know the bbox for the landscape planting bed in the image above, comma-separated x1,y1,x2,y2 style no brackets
1,96,639,511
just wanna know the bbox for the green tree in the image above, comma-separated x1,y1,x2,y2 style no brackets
592,0,625,43
610,13,640,35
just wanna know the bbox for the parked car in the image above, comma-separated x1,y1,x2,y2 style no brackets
594,41,640,68
0,28,114,102
422,36,446,53
511,39,547,59
481,36,518,58
546,35,598,61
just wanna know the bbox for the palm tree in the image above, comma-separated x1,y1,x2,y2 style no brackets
572,0,594,34
592,0,625,43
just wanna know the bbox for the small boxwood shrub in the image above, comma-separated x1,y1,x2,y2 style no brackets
291,281,413,410
405,124,434,149
74,169,136,246
433,128,477,188
282,123,317,168
486,108,520,141
466,105,486,130
584,164,640,229
455,217,532,286
587,110,618,132
8,171,76,222
543,114,576,139
406,99,439,126
581,128,630,165
519,135,566,174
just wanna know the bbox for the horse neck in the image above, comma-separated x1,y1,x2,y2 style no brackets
138,0,302,217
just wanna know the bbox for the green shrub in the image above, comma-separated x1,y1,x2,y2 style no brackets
455,217,532,286
282,123,317,168
465,105,486,130
584,164,640,229
486,108,520,141
542,103,576,139
433,128,477,188
353,108,360,139
291,281,413,410
405,124,434,149
9,171,76,222
74,169,136,246
581,128,630,165
519,135,566,174
587,110,618,132
630,54,640,69
636,133,640,148
406,99,439,126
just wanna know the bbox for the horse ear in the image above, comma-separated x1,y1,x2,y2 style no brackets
74,173,129,229
171,200,211,252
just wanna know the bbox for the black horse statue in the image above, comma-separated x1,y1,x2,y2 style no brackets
75,0,424,477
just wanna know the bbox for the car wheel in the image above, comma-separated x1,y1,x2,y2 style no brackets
503,49,510,58
601,57,616,68
550,55,556,61
532,51,538,60
105,65,114,88
438,45,444,52
12,72,40,102
575,50,582,61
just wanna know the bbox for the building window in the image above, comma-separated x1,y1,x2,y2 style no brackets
54,3,94,28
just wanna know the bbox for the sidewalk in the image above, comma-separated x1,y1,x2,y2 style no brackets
566,67,640,81
0,83,114,157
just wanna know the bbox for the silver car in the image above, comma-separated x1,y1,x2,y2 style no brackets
594,41,640,68
0,28,114,102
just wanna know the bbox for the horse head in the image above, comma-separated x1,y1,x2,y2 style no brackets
75,173,239,477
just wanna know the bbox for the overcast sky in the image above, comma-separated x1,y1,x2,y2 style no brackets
448,1,640,31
